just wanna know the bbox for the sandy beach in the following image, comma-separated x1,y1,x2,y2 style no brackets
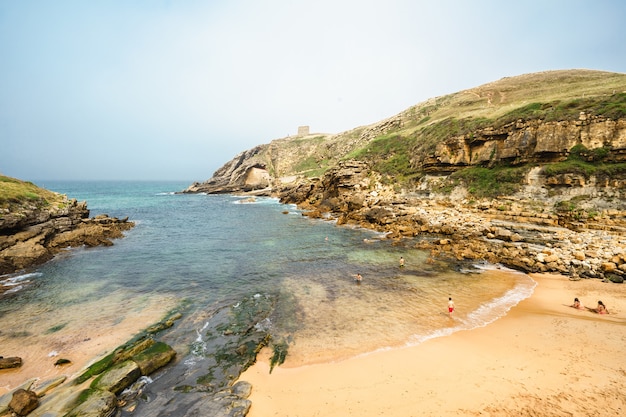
239,273,626,416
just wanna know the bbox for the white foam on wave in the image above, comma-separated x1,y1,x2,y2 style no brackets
254,317,272,332
462,276,536,329
186,320,211,366
407,272,536,348
1,271,43,284
349,273,537,362
4,285,24,294
1,271,43,295
231,196,281,205
195,321,210,343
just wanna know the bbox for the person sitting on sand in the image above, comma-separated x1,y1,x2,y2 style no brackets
587,300,609,315
596,300,608,314
570,297,584,310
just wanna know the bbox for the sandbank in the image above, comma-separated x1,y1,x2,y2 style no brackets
239,273,626,416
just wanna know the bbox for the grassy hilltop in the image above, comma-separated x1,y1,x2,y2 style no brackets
0,175,66,212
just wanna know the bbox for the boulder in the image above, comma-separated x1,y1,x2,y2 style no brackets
601,262,618,272
112,337,155,363
9,389,39,416
0,379,36,415
231,381,253,398
64,389,117,417
0,356,23,369
92,360,141,395
132,341,176,376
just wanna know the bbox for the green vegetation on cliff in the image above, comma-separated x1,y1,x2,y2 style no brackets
0,175,66,211
541,144,626,178
448,165,530,198
353,71,626,164
199,69,626,198
347,93,626,181
499,93,626,124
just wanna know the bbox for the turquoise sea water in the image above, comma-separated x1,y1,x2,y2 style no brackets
0,181,535,391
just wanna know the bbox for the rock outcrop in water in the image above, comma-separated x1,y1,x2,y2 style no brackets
0,176,134,278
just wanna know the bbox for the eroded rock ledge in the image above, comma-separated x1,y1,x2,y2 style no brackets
0,198,134,277
275,161,626,282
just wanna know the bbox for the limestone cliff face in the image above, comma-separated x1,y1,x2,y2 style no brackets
183,146,272,194
425,116,626,171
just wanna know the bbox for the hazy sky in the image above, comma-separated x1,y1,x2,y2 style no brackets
1,0,625,181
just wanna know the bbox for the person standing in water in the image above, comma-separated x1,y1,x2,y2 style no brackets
448,297,455,317
354,273,362,283
399,257,405,268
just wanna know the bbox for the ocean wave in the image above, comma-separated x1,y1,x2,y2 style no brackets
1,271,43,283
231,196,281,205
1,272,43,295
406,272,536,347
3,285,24,294
461,276,536,329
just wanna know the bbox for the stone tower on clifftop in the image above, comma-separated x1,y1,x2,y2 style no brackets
297,126,310,136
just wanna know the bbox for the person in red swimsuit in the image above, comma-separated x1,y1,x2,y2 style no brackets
448,297,455,317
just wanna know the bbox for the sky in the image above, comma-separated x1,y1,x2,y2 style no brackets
1,0,625,181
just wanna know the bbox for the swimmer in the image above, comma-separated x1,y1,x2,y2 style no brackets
354,273,362,283
448,297,455,317
399,257,405,268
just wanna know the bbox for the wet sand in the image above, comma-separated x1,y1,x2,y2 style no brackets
0,293,175,395
239,273,626,416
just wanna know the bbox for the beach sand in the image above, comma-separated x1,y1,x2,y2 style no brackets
239,273,626,416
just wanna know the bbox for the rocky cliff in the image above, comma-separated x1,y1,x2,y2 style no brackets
184,69,626,193
425,116,626,170
0,176,133,277
184,69,626,281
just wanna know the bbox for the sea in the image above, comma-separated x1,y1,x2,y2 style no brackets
0,181,535,404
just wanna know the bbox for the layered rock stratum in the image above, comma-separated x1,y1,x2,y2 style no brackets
0,176,134,278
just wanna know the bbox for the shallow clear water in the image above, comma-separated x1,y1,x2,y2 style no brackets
0,181,535,373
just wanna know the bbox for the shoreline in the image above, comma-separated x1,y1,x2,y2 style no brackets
238,273,626,416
